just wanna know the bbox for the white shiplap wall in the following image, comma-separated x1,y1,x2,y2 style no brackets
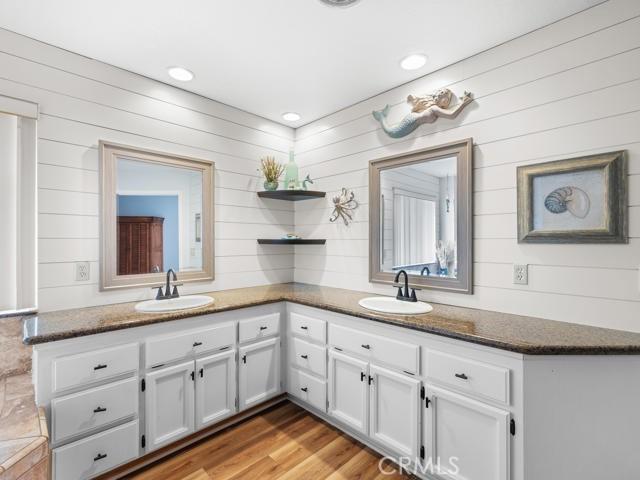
293,0,640,332
0,28,296,312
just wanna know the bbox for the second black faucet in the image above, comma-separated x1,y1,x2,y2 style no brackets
393,269,418,302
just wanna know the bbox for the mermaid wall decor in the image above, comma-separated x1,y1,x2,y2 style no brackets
372,88,473,138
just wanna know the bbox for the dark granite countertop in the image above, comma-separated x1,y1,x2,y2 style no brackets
22,283,640,355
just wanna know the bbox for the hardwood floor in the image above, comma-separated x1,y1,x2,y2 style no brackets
129,401,411,480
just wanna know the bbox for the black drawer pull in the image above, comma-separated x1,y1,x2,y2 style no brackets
300,326,308,330
93,406,107,413
301,387,308,392
93,364,107,370
219,346,230,351
361,344,371,350
199,368,204,378
455,373,469,380
193,341,203,347
94,453,107,462
300,354,308,359
259,326,268,331
360,372,366,382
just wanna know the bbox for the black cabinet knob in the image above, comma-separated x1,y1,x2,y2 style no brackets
300,326,308,330
259,326,268,331
455,373,469,380
361,344,371,350
93,406,107,413
301,387,308,392
193,341,203,347
300,354,308,359
93,364,107,370
93,453,107,462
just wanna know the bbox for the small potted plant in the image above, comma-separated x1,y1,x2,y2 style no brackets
259,156,285,191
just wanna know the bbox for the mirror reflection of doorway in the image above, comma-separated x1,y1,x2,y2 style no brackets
117,195,179,275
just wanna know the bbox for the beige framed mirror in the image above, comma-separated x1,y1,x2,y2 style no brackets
100,141,214,290
369,139,473,294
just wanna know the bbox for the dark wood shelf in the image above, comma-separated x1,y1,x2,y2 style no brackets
257,190,326,201
257,239,326,245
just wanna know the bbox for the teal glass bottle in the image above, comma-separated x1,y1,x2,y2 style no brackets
284,149,299,190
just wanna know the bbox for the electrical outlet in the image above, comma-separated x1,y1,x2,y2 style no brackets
513,264,528,285
76,262,90,281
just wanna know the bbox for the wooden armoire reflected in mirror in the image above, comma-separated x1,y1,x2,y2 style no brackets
117,216,164,275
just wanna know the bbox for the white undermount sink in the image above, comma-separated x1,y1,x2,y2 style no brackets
135,295,214,313
358,296,433,315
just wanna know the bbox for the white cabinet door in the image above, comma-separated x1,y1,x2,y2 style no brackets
145,361,195,451
424,385,510,480
238,337,281,410
328,350,369,435
369,364,420,458
195,350,236,429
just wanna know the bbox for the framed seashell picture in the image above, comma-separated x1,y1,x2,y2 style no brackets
517,151,627,243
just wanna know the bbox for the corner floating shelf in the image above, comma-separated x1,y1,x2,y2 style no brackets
257,190,326,201
257,239,326,245
256,190,326,245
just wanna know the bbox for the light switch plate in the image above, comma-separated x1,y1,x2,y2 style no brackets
513,264,528,285
75,262,90,281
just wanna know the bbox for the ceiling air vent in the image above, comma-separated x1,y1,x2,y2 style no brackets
319,0,361,7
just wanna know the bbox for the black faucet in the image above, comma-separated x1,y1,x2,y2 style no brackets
151,269,182,300
165,269,178,298
394,269,418,302
421,266,430,276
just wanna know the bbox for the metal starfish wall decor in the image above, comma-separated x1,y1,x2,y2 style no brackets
329,188,358,225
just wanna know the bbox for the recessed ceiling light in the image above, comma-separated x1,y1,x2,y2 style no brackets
400,54,427,71
282,112,301,122
319,0,361,7
167,66,194,82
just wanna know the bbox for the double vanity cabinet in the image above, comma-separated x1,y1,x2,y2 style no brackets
286,303,514,480
29,298,640,480
33,305,283,479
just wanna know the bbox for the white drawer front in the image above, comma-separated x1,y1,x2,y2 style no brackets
329,324,419,375
289,367,327,412
53,343,139,394
53,420,139,480
145,322,235,367
425,350,510,405
195,323,236,355
52,377,139,444
290,337,327,378
239,313,280,344
289,312,326,344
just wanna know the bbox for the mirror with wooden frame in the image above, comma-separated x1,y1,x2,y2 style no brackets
369,139,473,294
100,141,214,290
